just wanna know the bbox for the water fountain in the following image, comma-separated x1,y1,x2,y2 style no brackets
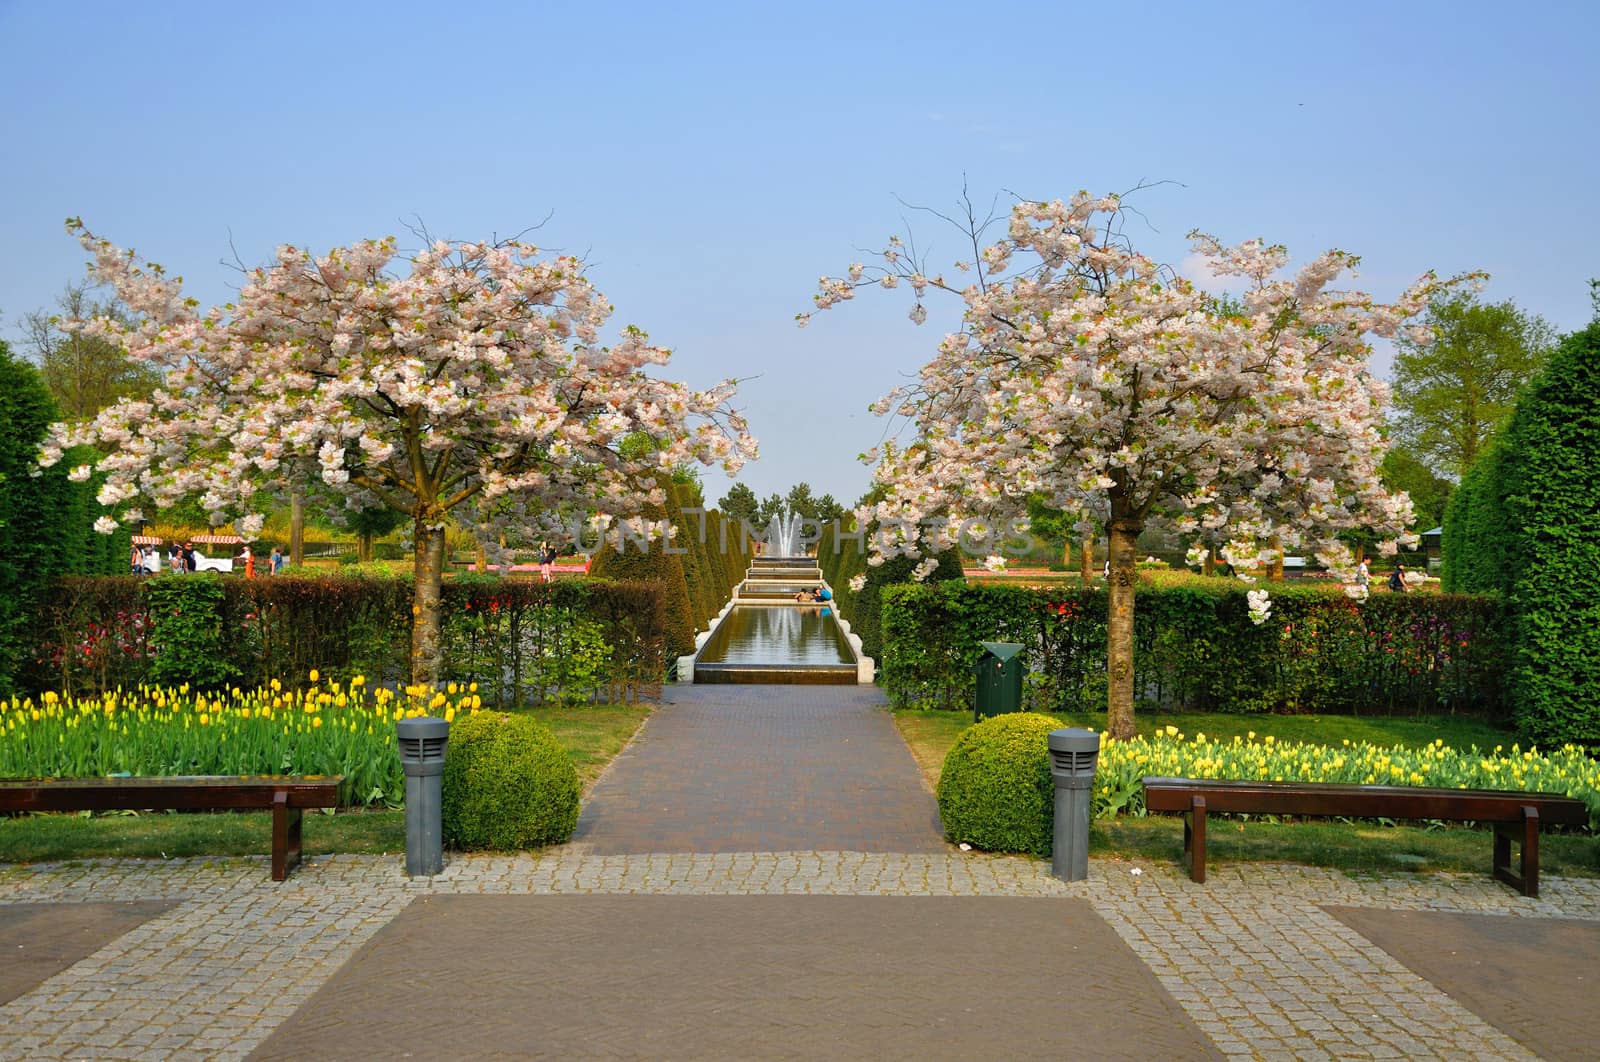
762,512,804,558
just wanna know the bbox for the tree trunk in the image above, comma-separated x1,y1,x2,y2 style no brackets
411,519,446,687
1061,539,1072,570
358,531,373,564
1269,534,1284,581
290,493,305,567
1080,535,1095,582
1106,518,1142,741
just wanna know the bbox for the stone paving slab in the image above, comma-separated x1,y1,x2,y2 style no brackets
249,894,1220,1061
3,852,1596,1060
1325,906,1600,1061
572,685,947,854
0,900,176,1006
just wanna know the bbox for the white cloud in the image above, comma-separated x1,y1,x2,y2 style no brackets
1179,252,1250,295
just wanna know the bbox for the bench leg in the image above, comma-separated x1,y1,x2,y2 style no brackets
1182,796,1207,884
272,792,304,882
1492,806,1540,898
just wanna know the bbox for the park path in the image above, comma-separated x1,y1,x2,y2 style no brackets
571,683,948,854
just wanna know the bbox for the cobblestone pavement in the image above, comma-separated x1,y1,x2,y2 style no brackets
3,851,1598,1059
572,684,947,854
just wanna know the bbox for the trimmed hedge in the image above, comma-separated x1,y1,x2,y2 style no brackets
1441,439,1517,595
441,711,580,850
0,346,127,694
936,712,1064,855
882,578,1508,719
587,506,696,661
1501,323,1600,744
28,574,666,703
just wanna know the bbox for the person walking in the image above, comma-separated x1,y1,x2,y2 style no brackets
539,540,557,583
270,546,284,575
237,544,255,579
1387,563,1408,593
1355,558,1370,590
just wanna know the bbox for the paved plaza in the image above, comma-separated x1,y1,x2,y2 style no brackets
2,686,1598,1059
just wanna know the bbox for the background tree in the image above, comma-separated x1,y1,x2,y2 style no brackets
1378,447,1453,530
1391,292,1555,478
755,492,785,529
814,492,845,523
808,190,1468,739
22,283,159,420
46,223,754,685
718,482,761,530
785,481,820,520
349,504,406,563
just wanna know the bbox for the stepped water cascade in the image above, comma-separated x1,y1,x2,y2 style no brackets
677,553,875,685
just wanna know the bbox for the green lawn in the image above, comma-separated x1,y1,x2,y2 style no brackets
1092,816,1600,878
0,702,651,866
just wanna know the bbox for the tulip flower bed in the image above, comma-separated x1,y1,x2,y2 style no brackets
1093,727,1600,827
0,673,485,808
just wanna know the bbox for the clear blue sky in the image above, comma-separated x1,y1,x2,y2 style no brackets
3,1,1596,509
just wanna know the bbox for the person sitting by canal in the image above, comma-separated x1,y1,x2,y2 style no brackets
816,586,833,602
794,587,817,602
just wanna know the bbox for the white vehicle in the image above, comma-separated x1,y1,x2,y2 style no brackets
140,552,161,574
192,551,234,573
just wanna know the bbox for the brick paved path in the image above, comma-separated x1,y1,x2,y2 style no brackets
249,895,1218,1060
572,684,947,854
3,853,1599,1059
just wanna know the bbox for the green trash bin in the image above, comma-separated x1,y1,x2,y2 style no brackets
974,641,1026,721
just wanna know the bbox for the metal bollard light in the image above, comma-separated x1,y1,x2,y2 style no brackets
396,716,449,876
1048,728,1101,881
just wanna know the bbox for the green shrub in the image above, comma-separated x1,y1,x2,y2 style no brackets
441,710,580,850
936,712,1064,855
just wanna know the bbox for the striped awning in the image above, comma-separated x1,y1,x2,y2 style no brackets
132,533,245,546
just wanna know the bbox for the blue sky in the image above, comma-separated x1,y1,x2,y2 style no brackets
2,1,1595,509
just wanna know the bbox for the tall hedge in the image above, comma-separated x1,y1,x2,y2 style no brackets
880,578,1509,719
0,346,128,693
1501,322,1600,744
663,475,713,630
587,518,696,661
1440,439,1518,595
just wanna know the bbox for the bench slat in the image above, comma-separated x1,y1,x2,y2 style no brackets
0,775,343,881
1140,776,1587,898
0,778,341,814
1142,777,1587,825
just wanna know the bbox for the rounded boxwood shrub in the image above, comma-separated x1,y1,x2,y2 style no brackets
441,711,580,850
936,712,1064,856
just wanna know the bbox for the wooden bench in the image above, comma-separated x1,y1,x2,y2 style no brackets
0,775,343,882
1142,777,1589,897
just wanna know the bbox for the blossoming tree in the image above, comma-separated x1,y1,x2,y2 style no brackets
44,221,756,684
804,191,1475,739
